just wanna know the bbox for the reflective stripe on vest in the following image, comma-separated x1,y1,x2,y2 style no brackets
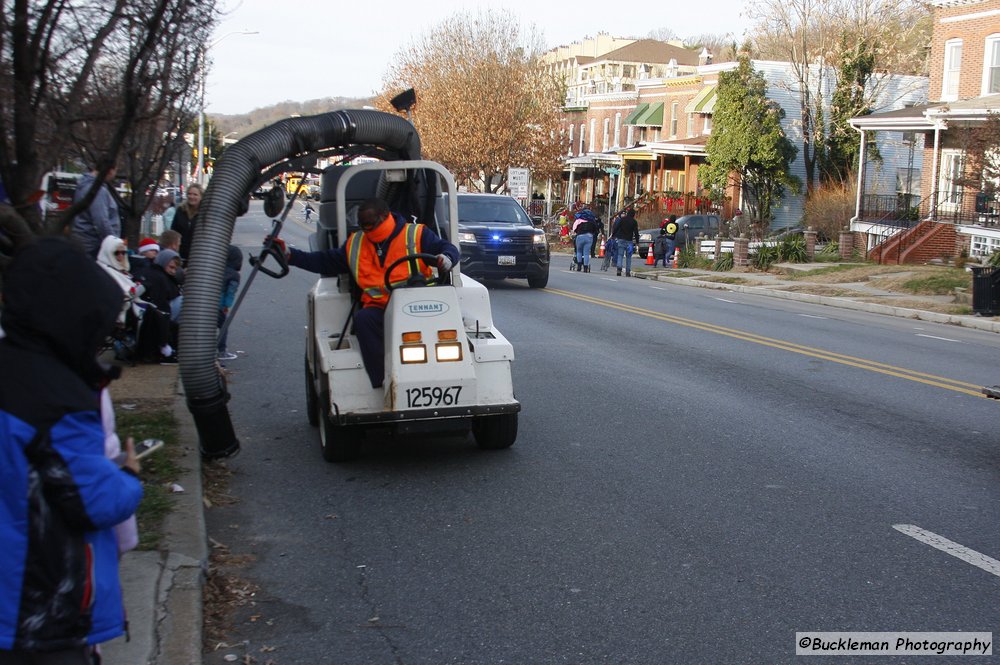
345,223,430,306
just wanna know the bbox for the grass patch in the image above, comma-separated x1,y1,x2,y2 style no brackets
898,271,971,295
699,276,755,285
781,263,869,279
116,408,182,550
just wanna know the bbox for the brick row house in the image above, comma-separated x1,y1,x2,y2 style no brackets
850,0,1000,263
543,37,927,232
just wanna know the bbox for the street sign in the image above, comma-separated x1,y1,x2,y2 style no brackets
508,167,530,198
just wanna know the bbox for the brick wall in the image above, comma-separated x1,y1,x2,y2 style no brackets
928,0,1000,100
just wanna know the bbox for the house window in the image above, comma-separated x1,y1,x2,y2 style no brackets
670,102,679,138
579,124,586,155
687,113,695,138
602,118,610,152
983,35,1000,95
626,125,634,146
614,113,622,148
897,167,921,211
703,114,712,134
568,124,574,156
938,150,964,210
942,39,962,101
589,118,596,152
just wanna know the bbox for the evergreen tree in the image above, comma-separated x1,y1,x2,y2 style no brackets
824,37,878,184
701,56,800,230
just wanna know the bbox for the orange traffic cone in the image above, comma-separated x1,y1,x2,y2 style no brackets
599,240,605,258
646,247,655,266
672,247,679,269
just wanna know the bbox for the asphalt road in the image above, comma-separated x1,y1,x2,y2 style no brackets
205,201,1000,664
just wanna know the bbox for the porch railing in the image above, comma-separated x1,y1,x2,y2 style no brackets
859,191,1000,228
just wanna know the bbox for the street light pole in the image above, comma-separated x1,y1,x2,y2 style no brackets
195,30,258,186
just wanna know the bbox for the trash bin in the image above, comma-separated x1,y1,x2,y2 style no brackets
971,266,1000,316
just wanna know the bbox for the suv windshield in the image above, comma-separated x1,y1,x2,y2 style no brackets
457,196,531,225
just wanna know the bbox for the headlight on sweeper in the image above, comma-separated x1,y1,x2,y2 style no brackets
400,331,427,364
435,329,463,362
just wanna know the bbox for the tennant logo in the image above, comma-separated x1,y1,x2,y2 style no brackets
404,301,449,317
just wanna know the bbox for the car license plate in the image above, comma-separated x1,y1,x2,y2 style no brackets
498,255,516,265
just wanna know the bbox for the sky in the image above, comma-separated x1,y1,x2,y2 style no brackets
206,0,752,116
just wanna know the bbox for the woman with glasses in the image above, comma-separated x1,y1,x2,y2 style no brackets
96,235,145,325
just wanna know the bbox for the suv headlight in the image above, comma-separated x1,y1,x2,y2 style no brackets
459,232,477,244
533,231,547,247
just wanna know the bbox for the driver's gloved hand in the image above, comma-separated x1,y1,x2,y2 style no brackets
436,254,453,272
265,235,289,261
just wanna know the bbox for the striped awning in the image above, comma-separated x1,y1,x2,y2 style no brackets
623,103,649,125
684,85,717,114
632,102,664,127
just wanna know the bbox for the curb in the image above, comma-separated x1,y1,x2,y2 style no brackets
103,374,206,665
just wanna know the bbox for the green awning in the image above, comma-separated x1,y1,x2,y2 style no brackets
623,103,649,125
701,88,718,113
633,102,664,126
684,85,717,114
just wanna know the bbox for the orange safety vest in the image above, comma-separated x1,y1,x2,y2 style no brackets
345,223,433,308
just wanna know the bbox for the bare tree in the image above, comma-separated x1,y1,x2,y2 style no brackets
379,10,565,193
747,0,929,193
0,0,216,254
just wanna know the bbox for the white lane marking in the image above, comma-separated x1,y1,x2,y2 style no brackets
714,297,738,303
798,314,827,319
601,277,617,282
916,333,961,343
893,524,1000,579
648,286,666,290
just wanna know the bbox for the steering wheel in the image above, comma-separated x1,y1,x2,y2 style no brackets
383,252,451,293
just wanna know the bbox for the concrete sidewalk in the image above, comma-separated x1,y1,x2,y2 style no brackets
625,261,1000,335
104,364,206,665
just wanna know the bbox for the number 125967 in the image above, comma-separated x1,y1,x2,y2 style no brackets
405,386,463,408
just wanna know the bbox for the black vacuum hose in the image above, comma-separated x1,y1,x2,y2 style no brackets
179,109,420,459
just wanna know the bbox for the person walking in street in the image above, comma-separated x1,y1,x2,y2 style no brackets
0,237,143,664
266,197,459,389
653,229,671,267
170,183,203,263
71,158,120,259
612,207,640,276
571,210,598,273
591,215,604,259
660,214,678,266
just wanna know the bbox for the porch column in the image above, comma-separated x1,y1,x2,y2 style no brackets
568,166,576,208
929,125,942,220
852,126,866,223
546,177,553,218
